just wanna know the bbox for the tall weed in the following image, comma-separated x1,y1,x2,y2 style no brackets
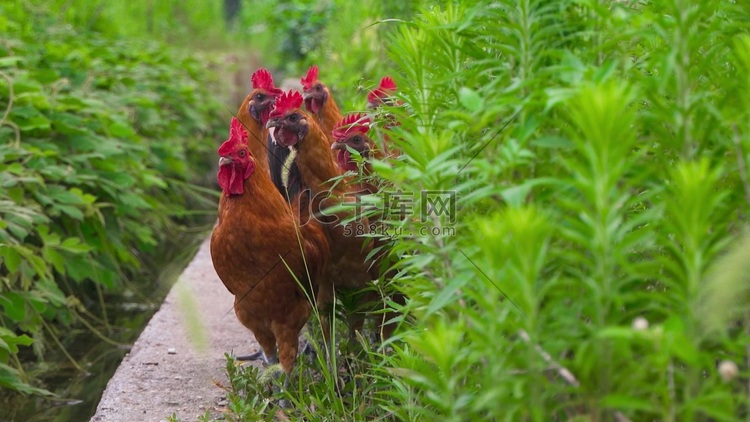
226,0,750,420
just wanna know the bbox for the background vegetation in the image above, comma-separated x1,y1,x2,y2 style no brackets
220,0,750,421
0,0,226,415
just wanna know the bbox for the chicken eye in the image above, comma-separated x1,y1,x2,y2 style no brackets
288,113,300,122
255,93,265,101
351,136,363,144
239,149,246,157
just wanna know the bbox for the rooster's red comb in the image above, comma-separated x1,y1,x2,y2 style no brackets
367,76,398,103
218,117,248,155
332,113,371,140
269,90,304,119
300,65,319,90
251,68,283,96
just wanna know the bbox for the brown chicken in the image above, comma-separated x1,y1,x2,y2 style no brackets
235,68,302,202
330,113,379,194
330,113,405,341
266,90,376,349
366,76,398,110
210,117,329,375
300,65,343,145
367,75,401,159
235,68,283,174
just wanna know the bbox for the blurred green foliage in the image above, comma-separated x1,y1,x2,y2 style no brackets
231,0,420,111
13,0,228,47
0,0,224,396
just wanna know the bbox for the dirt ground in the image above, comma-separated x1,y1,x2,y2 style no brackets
91,238,260,422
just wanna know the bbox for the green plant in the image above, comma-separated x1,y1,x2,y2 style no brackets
0,1,224,396
224,0,750,420
377,0,750,420
11,0,229,48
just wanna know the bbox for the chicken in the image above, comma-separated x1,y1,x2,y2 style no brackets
266,90,376,350
330,113,405,341
300,65,343,145
233,67,302,202
210,117,329,375
236,68,283,174
330,112,379,194
366,76,398,110
267,90,343,198
267,132,303,203
366,76,401,159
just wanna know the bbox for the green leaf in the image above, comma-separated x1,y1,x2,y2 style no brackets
0,362,53,395
107,120,137,139
56,204,84,220
601,394,655,412
60,237,90,253
0,331,33,354
42,247,66,274
0,56,22,67
0,246,22,273
10,78,43,95
49,187,87,205
35,279,64,307
108,173,137,188
36,225,59,245
458,87,484,113
0,292,26,323
143,173,168,189
50,112,87,135
11,106,50,131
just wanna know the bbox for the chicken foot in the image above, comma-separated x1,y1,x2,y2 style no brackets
235,350,279,365
235,350,263,361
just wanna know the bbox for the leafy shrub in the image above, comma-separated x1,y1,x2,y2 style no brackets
225,0,750,420
0,2,223,394
271,0,333,65
377,0,750,420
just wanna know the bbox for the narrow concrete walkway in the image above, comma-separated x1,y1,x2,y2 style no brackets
92,238,260,421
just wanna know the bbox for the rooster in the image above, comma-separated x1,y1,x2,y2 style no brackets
330,113,379,194
366,76,398,110
210,117,329,375
235,67,302,202
300,65,343,145
266,90,376,350
235,68,283,173
367,76,401,159
330,113,405,341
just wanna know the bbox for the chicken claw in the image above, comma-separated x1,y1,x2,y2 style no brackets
235,350,264,361
235,350,279,366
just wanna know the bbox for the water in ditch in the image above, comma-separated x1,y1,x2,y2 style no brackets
0,235,207,422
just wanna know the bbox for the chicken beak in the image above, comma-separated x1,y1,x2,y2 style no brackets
218,156,233,166
265,119,280,129
302,91,313,100
331,141,346,151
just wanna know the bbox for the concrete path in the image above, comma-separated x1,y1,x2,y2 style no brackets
91,238,260,422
